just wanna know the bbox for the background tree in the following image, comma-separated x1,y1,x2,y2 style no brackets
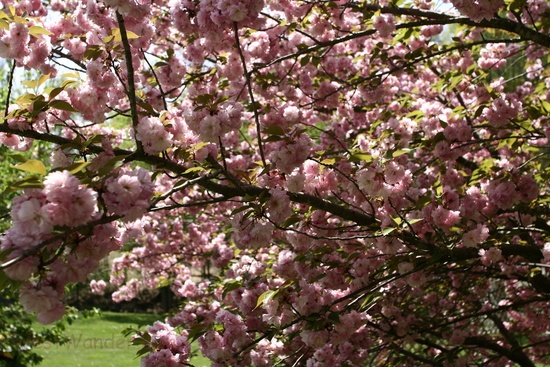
0,0,549,366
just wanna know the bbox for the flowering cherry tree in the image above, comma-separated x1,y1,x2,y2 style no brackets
1,0,550,366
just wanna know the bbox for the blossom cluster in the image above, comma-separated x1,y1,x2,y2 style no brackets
139,321,191,367
102,167,154,221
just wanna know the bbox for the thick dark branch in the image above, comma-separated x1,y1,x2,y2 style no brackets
448,244,544,263
357,4,550,48
397,5,547,48
474,17,550,48
0,124,379,229
464,336,536,367
3,61,16,117
115,11,143,153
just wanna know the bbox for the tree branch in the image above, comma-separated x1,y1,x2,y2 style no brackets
464,336,536,367
115,10,143,153
3,60,16,118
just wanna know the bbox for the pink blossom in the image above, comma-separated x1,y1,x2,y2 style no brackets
479,247,503,266
517,175,539,202
199,331,231,362
41,171,97,227
449,329,467,345
231,215,274,249
2,252,40,281
484,96,521,127
103,167,154,221
43,171,80,202
0,133,33,151
140,349,181,367
266,188,292,224
450,0,504,21
300,329,329,348
36,303,66,325
487,181,520,210
19,281,65,324
542,243,550,262
269,133,313,174
10,195,52,237
373,14,395,38
136,116,173,155
431,206,461,229
90,279,107,295
462,224,489,248
0,22,30,60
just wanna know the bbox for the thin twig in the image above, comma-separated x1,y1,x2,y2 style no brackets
233,22,267,167
141,48,168,111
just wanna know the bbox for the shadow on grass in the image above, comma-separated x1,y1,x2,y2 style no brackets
99,312,163,327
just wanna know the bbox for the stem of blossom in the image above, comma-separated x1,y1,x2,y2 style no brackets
142,49,168,111
115,11,143,153
233,22,267,168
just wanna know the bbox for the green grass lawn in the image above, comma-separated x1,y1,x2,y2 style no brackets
34,312,209,367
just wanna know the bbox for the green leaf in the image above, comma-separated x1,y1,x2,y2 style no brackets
29,25,53,37
381,227,396,236
540,100,550,114
2,176,44,195
0,269,14,292
193,94,214,105
64,161,91,175
109,28,140,42
48,87,65,101
406,218,424,225
102,33,114,43
31,98,49,115
187,324,208,342
0,19,9,30
321,158,336,165
135,345,152,358
360,292,381,311
255,289,280,310
49,100,78,112
328,311,340,324
97,155,129,176
350,152,373,163
136,100,157,115
183,166,205,175
282,214,301,227
263,125,285,136
38,73,51,86
83,45,103,60
392,149,411,158
222,279,242,299
11,160,46,175
231,205,252,215
9,153,29,163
